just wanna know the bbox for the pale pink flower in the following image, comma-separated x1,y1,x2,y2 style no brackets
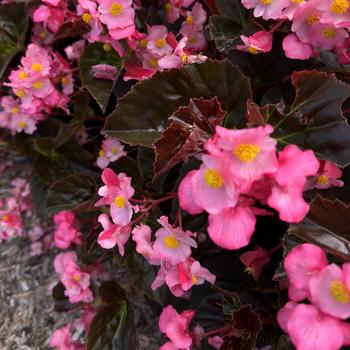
146,25,173,56
179,25,206,51
237,31,273,54
308,22,348,50
282,34,313,60
181,2,207,31
306,160,344,189
96,138,126,169
241,0,290,20
97,213,130,255
164,0,181,23
208,336,224,349
153,216,197,265
132,224,160,264
50,324,72,350
54,221,83,249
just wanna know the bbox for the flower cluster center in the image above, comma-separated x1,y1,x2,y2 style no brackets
163,235,179,249
234,143,261,162
330,0,349,14
109,3,123,16
204,168,224,189
114,195,126,208
330,280,350,303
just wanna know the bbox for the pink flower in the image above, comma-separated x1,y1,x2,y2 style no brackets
241,0,290,20
309,263,350,319
214,125,278,186
282,34,313,60
153,216,197,265
146,25,173,56
179,25,206,51
182,2,207,30
96,138,126,169
50,324,72,350
53,211,82,249
240,246,270,281
208,336,224,349
159,305,194,349
132,224,160,264
53,211,75,225
307,160,344,189
284,303,344,350
164,0,181,23
237,31,273,54
97,213,130,255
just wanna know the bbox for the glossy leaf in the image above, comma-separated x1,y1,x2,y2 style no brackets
53,20,90,43
0,2,28,79
103,59,251,146
80,42,122,113
153,97,224,178
46,174,97,215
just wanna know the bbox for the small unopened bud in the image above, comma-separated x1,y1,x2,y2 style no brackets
91,64,118,81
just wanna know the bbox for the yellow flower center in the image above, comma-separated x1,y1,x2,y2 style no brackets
163,235,179,249
114,195,126,208
204,168,224,189
103,43,112,52
248,46,259,54
73,274,82,281
39,31,46,39
165,2,172,11
31,63,43,72
234,144,261,162
291,0,304,3
98,149,105,157
33,81,44,90
307,14,319,26
2,214,9,221
111,147,119,154
181,53,187,63
19,71,28,80
260,0,273,5
18,121,27,128
188,35,197,44
324,27,336,39
139,38,147,48
186,15,194,25
149,58,158,68
82,12,92,23
317,175,329,185
156,38,166,48
109,3,123,16
192,275,198,284
11,107,19,114
15,90,26,98
330,0,349,13
330,281,350,303
61,76,69,85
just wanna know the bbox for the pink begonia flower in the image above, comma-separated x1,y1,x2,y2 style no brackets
282,34,313,60
146,25,173,56
208,204,256,250
153,216,197,265
98,0,135,40
306,160,344,189
33,6,65,33
21,43,52,76
179,25,206,51
54,251,78,274
308,22,348,50
96,138,126,169
240,246,271,281
315,0,350,28
309,263,350,319
159,305,194,349
284,243,328,291
132,224,160,264
241,0,290,20
50,324,72,350
286,303,344,350
164,258,216,296
95,168,135,225
277,301,298,333
215,124,278,186
11,116,37,134
123,62,156,81
97,213,130,255
65,40,86,61
43,0,60,6
182,2,207,30
208,336,224,349
164,0,181,23
190,154,239,214
54,221,83,249
237,31,273,54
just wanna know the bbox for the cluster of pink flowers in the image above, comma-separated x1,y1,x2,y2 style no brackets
240,0,350,62
54,251,93,303
96,138,126,169
1,44,73,134
53,211,83,249
178,125,342,250
278,243,350,350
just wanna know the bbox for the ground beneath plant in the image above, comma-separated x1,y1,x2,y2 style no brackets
0,238,159,350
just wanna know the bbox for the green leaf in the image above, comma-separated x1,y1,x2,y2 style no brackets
103,59,251,146
274,70,350,167
46,174,97,215
88,281,136,350
215,0,248,23
80,42,122,113
0,2,28,79
29,175,48,219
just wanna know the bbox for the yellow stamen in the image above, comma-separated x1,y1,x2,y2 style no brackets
330,281,350,303
98,149,105,157
181,53,187,63
19,71,28,80
248,46,259,54
156,38,166,48
73,274,82,281
165,2,172,12
139,38,147,48
186,15,194,25
31,63,43,72
61,76,69,86
109,3,123,16
18,121,26,128
204,169,224,189
324,27,336,39
82,12,92,24
39,31,46,39
15,90,26,98
114,195,126,208
149,58,158,68
234,144,260,162
317,175,329,185
192,275,198,284
103,43,112,52
11,107,20,114
307,14,319,26
163,235,179,249
330,0,349,14
260,0,273,5
188,35,197,44
2,214,9,221
33,81,44,90
111,147,119,154
291,0,304,3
